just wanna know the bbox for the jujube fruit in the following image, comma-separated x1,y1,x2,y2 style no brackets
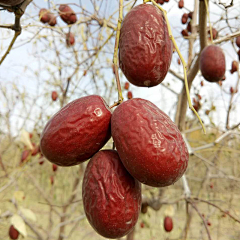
51,91,58,101
39,8,50,24
9,225,19,240
52,164,58,172
66,32,75,46
208,28,218,40
200,45,225,82
178,0,184,8
164,216,173,232
59,4,77,25
236,36,240,48
127,91,133,99
111,98,189,187
48,14,57,26
230,60,238,74
40,95,111,166
82,150,142,239
119,4,173,87
181,13,188,24
0,0,24,6
181,29,189,37
124,82,130,90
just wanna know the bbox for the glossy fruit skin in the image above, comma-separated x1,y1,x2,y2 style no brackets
119,4,172,87
111,98,188,187
40,95,111,166
83,150,141,239
200,45,225,82
164,216,173,232
59,4,77,25
0,0,23,6
9,225,19,240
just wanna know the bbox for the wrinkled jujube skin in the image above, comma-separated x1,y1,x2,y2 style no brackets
111,98,189,187
200,45,226,82
119,4,173,87
0,0,24,6
82,150,142,239
40,95,111,166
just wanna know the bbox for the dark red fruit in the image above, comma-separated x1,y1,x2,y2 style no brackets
127,91,133,99
181,29,189,37
141,202,149,214
157,0,164,4
66,32,75,46
21,150,30,163
200,45,225,82
188,12,193,19
164,216,173,232
181,13,188,24
177,58,181,65
236,36,240,48
51,91,58,101
187,21,192,32
52,164,58,172
39,160,44,165
50,176,54,185
111,98,189,187
40,95,112,166
140,222,145,228
0,0,24,6
59,4,77,25
9,225,19,240
39,8,50,24
230,60,238,74
124,82,130,90
207,221,211,226
208,28,218,40
31,144,40,156
82,150,141,239
119,4,173,87
178,0,184,8
238,50,240,61
48,14,57,26
200,80,204,87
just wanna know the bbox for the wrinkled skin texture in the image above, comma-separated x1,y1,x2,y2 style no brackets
119,4,173,87
83,150,141,239
0,0,23,6
164,216,173,232
40,95,111,166
111,98,189,187
59,4,77,25
9,225,19,240
200,45,226,82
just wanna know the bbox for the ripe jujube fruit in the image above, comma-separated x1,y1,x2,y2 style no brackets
82,150,141,239
48,14,57,26
164,216,173,232
181,13,188,24
40,95,111,166
236,36,240,48
208,28,218,40
52,164,58,172
178,0,184,8
66,32,75,46
9,225,19,240
0,0,24,6
230,60,238,74
111,98,189,187
51,91,58,101
200,45,225,82
119,4,172,87
59,4,77,25
124,82,130,90
127,91,133,99
39,8,50,24
181,29,189,37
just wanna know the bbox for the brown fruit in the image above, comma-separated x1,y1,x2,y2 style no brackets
236,36,240,48
164,216,173,232
82,150,141,239
140,222,145,228
21,150,30,163
177,58,181,65
31,143,40,156
119,4,173,87
111,98,189,187
40,95,112,166
29,132,33,138
51,91,58,101
52,164,58,172
230,60,238,74
0,0,24,6
127,91,133,99
124,82,130,90
9,225,19,240
59,4,77,25
39,160,44,165
66,32,75,46
187,21,192,32
200,80,204,87
157,0,164,4
181,13,188,24
50,176,54,185
208,28,218,40
39,8,50,24
178,0,184,8
238,50,240,61
200,45,225,82
230,87,234,94
48,14,57,26
181,29,189,37
188,12,193,19
141,202,149,214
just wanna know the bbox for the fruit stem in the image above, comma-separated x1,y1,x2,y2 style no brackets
113,0,124,105
204,0,213,43
147,0,206,134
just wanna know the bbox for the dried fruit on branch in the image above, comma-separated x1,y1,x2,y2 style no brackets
40,95,111,166
82,150,141,239
59,4,77,25
111,98,189,187
119,4,173,87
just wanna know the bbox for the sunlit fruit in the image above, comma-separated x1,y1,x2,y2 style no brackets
124,82,130,90
178,0,184,8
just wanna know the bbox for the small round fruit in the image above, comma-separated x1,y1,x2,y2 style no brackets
59,4,77,25
200,45,225,82
39,8,50,24
178,0,184,8
40,95,111,166
21,150,30,163
181,29,189,37
9,225,19,240
127,91,133,99
111,98,189,187
52,164,58,172
181,13,188,24
82,150,141,239
0,0,24,6
48,14,57,26
208,28,218,40
124,82,130,90
119,4,172,87
230,60,238,74
51,91,58,101
66,32,75,46
164,216,173,232
236,36,240,48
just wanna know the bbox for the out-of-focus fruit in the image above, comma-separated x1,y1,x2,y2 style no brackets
111,98,189,187
124,82,130,90
208,28,218,40
236,36,240,48
157,0,164,4
205,110,210,115
127,91,133,99
181,13,188,24
51,91,58,101
39,160,44,165
200,45,225,82
177,58,181,65
141,202,149,214
207,221,211,226
40,95,112,166
21,150,30,163
178,0,184,8
50,176,54,185
66,32,75,46
238,50,240,61
82,150,141,239
52,164,58,172
59,4,77,25
188,12,193,19
0,0,24,6
119,4,172,87
48,14,57,26
31,143,40,156
39,8,50,23
181,29,189,37
200,80,204,87
164,216,173,232
9,225,19,240
29,132,33,139
140,222,145,228
187,21,192,32
230,60,238,74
